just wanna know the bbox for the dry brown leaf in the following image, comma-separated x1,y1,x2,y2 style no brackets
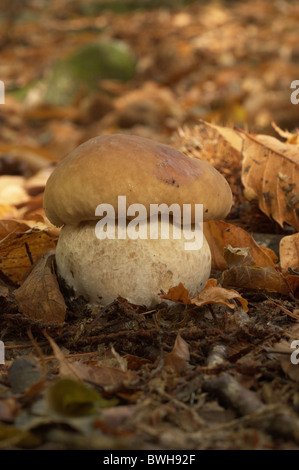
14,250,66,324
43,331,83,379
163,332,190,374
0,227,57,283
221,265,299,295
190,278,248,311
241,130,299,230
0,219,32,239
223,245,255,267
160,282,191,304
279,233,299,273
69,362,139,388
204,220,278,271
161,279,248,311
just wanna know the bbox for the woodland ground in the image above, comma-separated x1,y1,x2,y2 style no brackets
0,0,299,450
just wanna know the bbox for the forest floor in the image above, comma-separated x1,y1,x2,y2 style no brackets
0,0,299,450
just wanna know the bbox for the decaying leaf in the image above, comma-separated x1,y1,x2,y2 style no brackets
279,233,299,273
203,220,278,271
241,130,299,230
161,279,248,312
14,250,66,324
164,332,190,374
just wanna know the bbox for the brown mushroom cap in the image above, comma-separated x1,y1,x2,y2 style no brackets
43,134,232,227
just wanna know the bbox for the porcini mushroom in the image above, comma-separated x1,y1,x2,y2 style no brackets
43,134,232,308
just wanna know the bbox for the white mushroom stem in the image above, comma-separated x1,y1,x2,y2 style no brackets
55,219,211,308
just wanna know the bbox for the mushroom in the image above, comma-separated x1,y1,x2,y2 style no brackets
43,134,232,308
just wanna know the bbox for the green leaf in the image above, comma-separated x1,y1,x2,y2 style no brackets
47,378,118,417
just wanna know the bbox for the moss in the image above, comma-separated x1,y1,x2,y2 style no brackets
43,40,135,105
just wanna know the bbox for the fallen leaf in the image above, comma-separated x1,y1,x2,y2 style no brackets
0,219,32,239
164,332,190,374
160,282,191,304
0,227,57,283
14,250,66,324
43,331,82,379
47,378,115,417
190,278,248,311
204,220,278,270
221,266,298,295
241,130,299,230
161,279,248,311
223,245,255,267
70,361,139,388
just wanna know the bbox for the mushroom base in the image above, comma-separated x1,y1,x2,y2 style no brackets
55,221,212,308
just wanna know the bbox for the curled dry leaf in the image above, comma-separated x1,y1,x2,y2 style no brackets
241,130,299,230
163,332,190,374
160,279,248,312
14,250,66,324
279,233,299,273
223,245,254,267
203,220,278,271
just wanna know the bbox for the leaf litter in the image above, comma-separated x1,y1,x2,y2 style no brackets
0,0,299,451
